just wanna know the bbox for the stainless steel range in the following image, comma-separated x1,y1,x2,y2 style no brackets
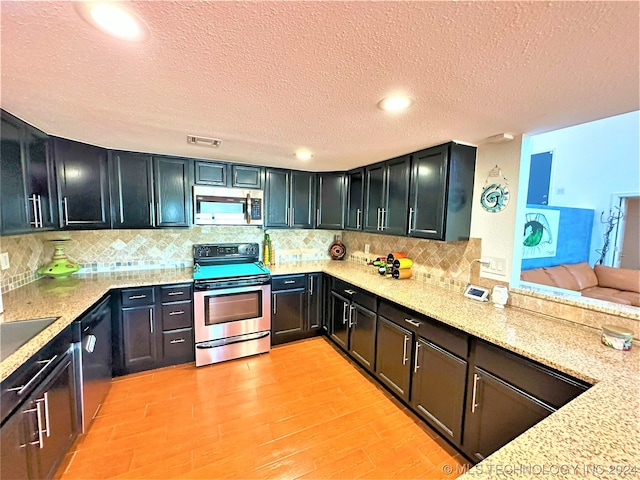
193,243,271,367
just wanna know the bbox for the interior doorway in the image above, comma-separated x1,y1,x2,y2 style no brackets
613,195,640,269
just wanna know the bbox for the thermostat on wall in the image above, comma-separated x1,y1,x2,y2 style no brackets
464,284,490,302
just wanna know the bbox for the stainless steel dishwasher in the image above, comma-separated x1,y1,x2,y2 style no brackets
74,295,112,433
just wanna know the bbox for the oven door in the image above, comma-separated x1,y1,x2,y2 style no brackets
194,284,271,343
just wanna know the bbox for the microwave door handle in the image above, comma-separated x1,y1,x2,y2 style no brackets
246,194,252,224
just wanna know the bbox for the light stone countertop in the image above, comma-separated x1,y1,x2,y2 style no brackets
1,261,638,479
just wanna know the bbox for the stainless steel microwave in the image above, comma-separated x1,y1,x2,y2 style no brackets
193,186,263,226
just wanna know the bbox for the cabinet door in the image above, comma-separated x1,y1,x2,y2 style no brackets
363,162,385,232
411,338,467,445
271,289,306,345
29,353,77,480
232,164,263,189
0,407,31,480
349,304,376,371
122,306,158,372
345,168,364,230
153,156,191,227
195,160,228,186
112,152,154,228
54,138,110,229
408,145,448,239
265,169,290,227
463,367,554,462
307,273,323,331
375,316,412,401
291,171,315,228
0,113,30,234
25,125,56,230
330,292,350,350
383,155,410,235
316,172,345,229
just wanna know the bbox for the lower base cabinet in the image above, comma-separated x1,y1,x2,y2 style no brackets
375,316,412,401
271,274,324,345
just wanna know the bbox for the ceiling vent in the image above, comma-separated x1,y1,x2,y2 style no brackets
187,135,222,147
485,133,515,144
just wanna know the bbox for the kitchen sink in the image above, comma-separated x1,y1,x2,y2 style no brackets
0,317,59,362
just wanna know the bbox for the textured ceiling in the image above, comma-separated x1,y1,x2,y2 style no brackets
1,1,638,171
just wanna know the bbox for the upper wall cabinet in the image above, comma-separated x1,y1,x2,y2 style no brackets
316,172,345,229
408,142,476,241
364,155,410,236
1,111,57,235
195,160,264,189
265,169,315,228
153,156,192,227
53,137,111,230
345,168,364,230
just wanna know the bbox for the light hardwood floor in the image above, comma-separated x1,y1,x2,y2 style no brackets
57,337,469,479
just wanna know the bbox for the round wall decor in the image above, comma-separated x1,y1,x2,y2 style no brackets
480,166,510,213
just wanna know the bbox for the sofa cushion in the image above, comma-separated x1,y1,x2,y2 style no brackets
582,287,633,305
562,262,599,290
614,291,640,307
520,268,555,286
594,265,640,294
543,265,580,291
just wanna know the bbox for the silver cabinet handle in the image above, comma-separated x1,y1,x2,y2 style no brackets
149,201,154,226
7,355,58,396
85,334,97,353
129,294,147,300
344,289,356,295
402,335,409,365
42,392,51,437
342,302,348,324
349,305,355,327
63,197,70,226
414,341,421,373
408,207,414,233
309,276,314,295
284,280,296,284
170,338,186,344
381,208,386,231
471,373,480,413
149,309,154,334
404,318,421,328
29,195,40,228
273,294,277,315
168,310,184,316
377,208,382,231
168,291,184,296
33,400,45,448
37,195,43,228
290,207,295,226
356,208,361,229
316,208,320,226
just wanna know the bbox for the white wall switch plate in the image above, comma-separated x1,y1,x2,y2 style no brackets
364,244,370,254
0,252,9,270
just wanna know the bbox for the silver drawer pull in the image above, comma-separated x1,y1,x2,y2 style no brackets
170,338,186,344
129,294,147,300
168,291,184,296
284,280,296,284
471,373,480,413
168,310,185,316
344,289,356,295
7,355,58,396
405,318,421,327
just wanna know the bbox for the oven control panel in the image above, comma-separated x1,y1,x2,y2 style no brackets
194,243,259,260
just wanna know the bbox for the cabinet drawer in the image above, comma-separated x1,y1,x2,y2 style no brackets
331,278,376,311
162,301,193,331
163,328,194,364
121,287,155,307
272,275,306,291
474,341,588,409
160,284,192,303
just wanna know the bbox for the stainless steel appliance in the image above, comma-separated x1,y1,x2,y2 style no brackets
193,243,271,366
193,186,263,226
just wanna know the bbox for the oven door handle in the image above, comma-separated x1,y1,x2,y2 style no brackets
196,331,270,349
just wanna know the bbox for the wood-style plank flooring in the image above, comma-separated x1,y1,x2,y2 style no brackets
57,337,469,479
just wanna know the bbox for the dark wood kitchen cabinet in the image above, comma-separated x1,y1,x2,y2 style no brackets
408,142,476,241
374,315,413,401
329,279,377,372
195,161,263,189
1,110,57,235
364,155,410,235
271,274,323,345
153,156,192,227
265,169,315,228
231,164,263,189
307,273,323,332
345,168,364,230
195,160,228,186
53,137,111,229
111,151,154,228
121,302,159,372
0,404,31,479
316,172,345,229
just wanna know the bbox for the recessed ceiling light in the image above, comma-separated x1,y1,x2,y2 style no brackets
76,2,149,42
378,95,413,112
295,150,313,161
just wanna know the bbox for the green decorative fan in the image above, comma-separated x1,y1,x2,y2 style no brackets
37,240,80,279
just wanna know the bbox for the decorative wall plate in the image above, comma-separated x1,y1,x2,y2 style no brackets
480,165,510,213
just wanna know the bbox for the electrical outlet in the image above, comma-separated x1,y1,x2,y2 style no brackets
0,252,9,270
480,256,506,275
364,244,370,254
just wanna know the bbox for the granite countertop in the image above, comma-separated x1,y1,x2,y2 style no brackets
1,261,638,478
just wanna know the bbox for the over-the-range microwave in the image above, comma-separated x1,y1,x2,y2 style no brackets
193,185,263,226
